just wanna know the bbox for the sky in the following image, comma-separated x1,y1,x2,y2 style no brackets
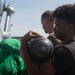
0,0,75,38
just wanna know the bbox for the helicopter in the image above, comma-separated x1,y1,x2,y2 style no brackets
0,0,15,41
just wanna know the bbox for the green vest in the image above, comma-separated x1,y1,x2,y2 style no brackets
0,38,28,75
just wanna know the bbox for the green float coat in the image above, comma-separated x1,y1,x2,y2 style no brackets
0,38,28,75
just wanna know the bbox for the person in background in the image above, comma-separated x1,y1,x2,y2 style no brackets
0,38,28,75
20,3,75,75
41,10,61,46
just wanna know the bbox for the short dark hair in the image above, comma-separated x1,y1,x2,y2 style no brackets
53,4,75,24
41,10,54,20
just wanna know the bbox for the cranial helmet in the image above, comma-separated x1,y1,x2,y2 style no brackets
29,37,54,62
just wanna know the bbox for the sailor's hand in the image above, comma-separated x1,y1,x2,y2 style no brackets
20,31,42,57
21,30,42,45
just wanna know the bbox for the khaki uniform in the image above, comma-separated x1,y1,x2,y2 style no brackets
47,33,62,46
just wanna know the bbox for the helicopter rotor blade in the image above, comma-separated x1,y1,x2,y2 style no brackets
0,0,3,16
0,0,6,16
